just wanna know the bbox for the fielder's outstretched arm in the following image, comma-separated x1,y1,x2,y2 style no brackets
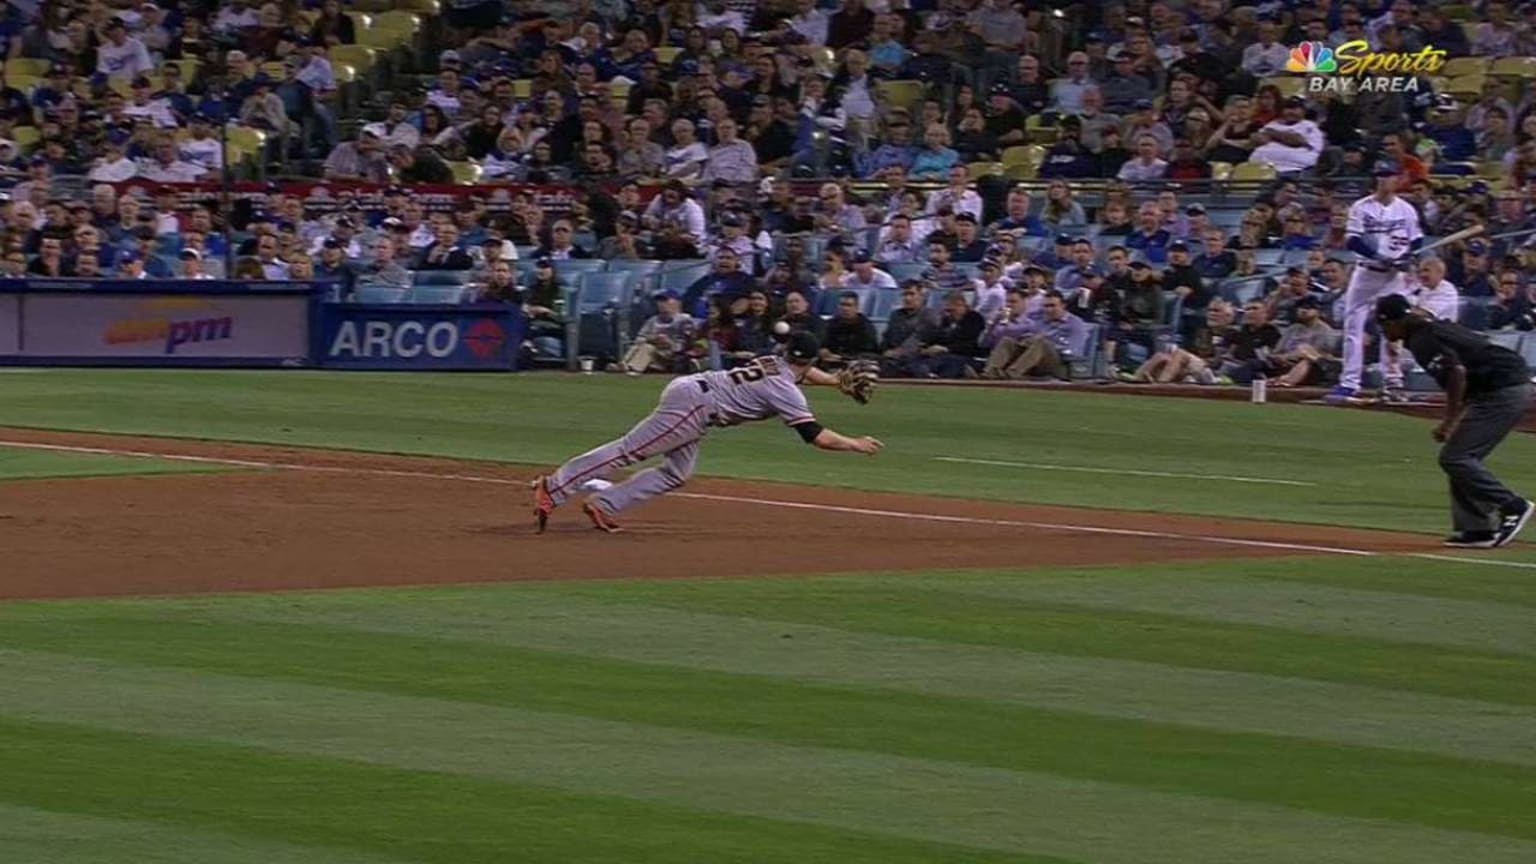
811,427,884,455
800,367,842,386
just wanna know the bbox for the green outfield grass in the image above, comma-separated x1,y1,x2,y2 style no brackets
4,369,1535,862
2,559,1535,863
2,369,1534,534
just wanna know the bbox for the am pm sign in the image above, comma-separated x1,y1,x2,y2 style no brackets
319,306,523,370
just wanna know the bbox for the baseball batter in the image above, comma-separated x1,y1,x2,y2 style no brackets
1332,162,1424,401
532,333,882,533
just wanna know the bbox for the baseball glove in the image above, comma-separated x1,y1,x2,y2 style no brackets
836,359,879,405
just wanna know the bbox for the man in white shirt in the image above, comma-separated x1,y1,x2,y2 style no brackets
255,234,290,280
785,0,830,45
1250,97,1326,174
377,100,421,152
841,249,898,290
96,18,154,80
925,165,984,222
213,0,260,34
141,137,211,182
122,76,178,127
1117,134,1169,181
178,114,224,174
699,117,758,185
1240,19,1289,76
642,181,708,246
1051,52,1095,113
179,248,216,280
88,135,139,182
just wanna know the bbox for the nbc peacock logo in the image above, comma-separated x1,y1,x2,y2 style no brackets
1286,41,1337,73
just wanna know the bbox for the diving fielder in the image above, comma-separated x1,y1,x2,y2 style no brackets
1332,162,1423,401
532,333,881,533
1376,295,1533,548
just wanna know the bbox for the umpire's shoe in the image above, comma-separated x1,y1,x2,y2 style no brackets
532,477,555,534
1493,499,1535,548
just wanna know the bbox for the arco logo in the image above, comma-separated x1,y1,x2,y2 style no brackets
1286,42,1337,73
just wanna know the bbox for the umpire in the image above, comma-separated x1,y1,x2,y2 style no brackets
1376,295,1534,548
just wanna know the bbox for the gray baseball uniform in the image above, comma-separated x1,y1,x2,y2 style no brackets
546,356,816,514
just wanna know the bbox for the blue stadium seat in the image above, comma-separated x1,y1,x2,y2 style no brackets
354,286,408,304
1487,331,1523,353
1221,277,1269,305
607,259,665,278
1520,336,1536,372
655,261,712,295
412,269,472,286
552,258,606,281
573,272,635,361
1458,296,1491,331
1253,249,1284,268
408,286,466,304
870,288,899,324
881,262,926,284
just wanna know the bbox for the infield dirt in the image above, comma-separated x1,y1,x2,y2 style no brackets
0,428,1433,600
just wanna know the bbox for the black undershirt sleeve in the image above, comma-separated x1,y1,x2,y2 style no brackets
792,421,824,444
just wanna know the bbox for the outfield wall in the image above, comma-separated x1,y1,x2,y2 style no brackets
0,280,525,371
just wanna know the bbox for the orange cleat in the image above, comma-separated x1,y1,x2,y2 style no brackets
581,500,623,534
532,477,555,534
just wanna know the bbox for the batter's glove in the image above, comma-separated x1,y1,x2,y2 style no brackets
836,359,879,405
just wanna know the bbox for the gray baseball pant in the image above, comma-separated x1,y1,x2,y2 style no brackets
1439,383,1532,532
545,377,708,515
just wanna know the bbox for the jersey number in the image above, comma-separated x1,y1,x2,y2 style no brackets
727,364,766,385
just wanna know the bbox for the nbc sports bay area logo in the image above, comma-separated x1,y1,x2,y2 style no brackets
1287,40,1447,94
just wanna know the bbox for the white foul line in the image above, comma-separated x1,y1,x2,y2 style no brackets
3,438,1536,571
934,456,1318,487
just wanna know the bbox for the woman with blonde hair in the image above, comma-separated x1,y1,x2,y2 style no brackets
1042,180,1088,227
910,123,959,180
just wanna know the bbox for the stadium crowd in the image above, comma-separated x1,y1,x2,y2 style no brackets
0,0,1534,384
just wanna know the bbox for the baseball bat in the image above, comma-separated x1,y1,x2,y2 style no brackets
1486,226,1536,243
1417,224,1485,256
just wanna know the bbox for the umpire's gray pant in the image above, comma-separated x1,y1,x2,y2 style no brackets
1440,383,1532,532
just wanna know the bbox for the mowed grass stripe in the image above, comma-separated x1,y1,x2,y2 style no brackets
913,570,1536,657
560,577,1536,707
112,588,1536,766
1239,555,1536,608
2,615,1533,838
4,653,1534,864
0,719,1059,864
0,803,407,864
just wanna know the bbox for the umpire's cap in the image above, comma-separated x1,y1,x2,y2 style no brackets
1375,294,1413,322
785,331,821,363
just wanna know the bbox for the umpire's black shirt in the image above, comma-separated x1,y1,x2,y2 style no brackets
1405,319,1530,397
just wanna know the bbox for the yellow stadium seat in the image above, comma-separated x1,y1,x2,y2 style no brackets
608,80,631,104
345,12,373,32
654,46,681,65
1443,75,1487,99
1005,163,1037,181
1231,161,1276,183
12,125,39,150
1024,114,1059,144
1001,144,1046,170
511,78,532,99
373,11,422,34
1490,57,1536,78
5,57,49,78
226,125,267,159
1209,161,1233,182
448,161,482,184
328,45,377,75
1262,76,1306,99
260,62,287,80
359,27,408,51
7,73,40,94
1440,57,1489,78
877,79,924,113
399,0,439,12
966,161,1004,178
335,64,356,84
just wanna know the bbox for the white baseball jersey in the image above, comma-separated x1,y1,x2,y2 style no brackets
1411,278,1460,321
1345,193,1422,267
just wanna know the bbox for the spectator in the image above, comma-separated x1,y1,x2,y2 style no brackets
97,18,154,80
1250,97,1325,174
910,123,959,180
617,290,696,374
26,236,65,276
908,291,985,378
521,257,567,361
1240,19,1288,77
254,234,289,280
1129,299,1236,383
664,118,708,180
117,250,152,280
774,290,821,339
683,247,755,318
842,250,897,291
979,290,1088,380
921,240,973,295
1162,241,1212,311
1126,202,1172,264
178,248,214,280
1118,134,1169,181
1207,299,1282,384
950,213,988,262
324,128,390,182
1052,52,1095,114
642,181,707,258
1194,228,1237,279
875,213,924,263
819,291,880,369
1039,116,1100,179
534,219,591,261
418,222,474,271
699,116,758,186
974,258,1011,318
1488,270,1533,331
357,237,412,293
1267,296,1341,387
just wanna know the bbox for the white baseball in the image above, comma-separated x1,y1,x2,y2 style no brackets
772,321,790,336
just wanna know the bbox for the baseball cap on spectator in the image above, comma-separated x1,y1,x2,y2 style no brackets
1085,30,1107,43
851,249,872,264
383,217,407,231
1186,203,1207,215
653,288,680,301
1372,160,1400,176
322,238,343,250
1285,265,1306,275
335,215,355,228
989,82,1011,97
440,50,462,66
1466,240,1488,255
955,212,978,224
119,249,140,263
1076,266,1101,278
1108,47,1129,62
1133,98,1154,111
721,214,745,228
179,248,202,260
1023,263,1049,275
1169,241,1189,253
536,256,553,268
1129,260,1153,270
360,126,383,140
1283,96,1307,108
1295,295,1321,310
982,257,1002,270
1054,234,1074,246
